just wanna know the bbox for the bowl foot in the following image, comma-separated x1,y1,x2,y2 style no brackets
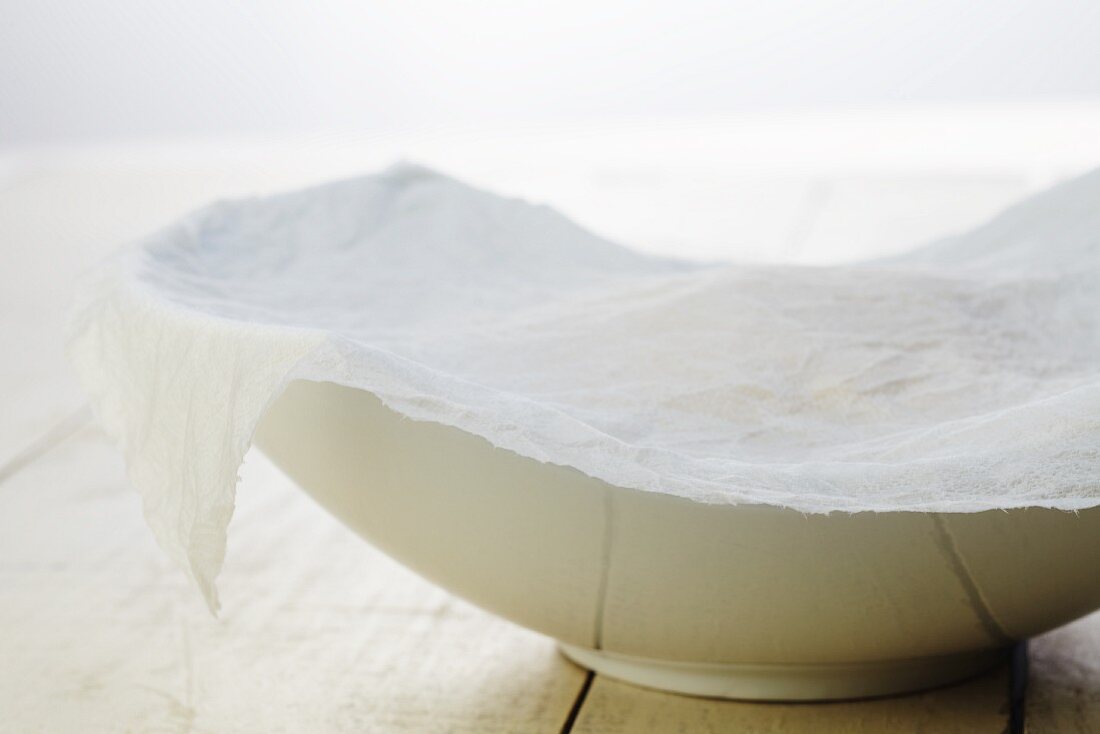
558,644,1008,701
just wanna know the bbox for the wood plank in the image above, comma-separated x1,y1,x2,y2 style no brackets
0,426,585,733
1027,612,1100,733
572,666,1010,733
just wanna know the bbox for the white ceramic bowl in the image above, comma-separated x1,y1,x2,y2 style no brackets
253,379,1100,700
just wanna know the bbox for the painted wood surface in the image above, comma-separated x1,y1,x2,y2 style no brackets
572,668,1010,734
0,426,587,733
1028,613,1100,733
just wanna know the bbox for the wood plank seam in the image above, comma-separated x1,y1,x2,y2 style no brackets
1009,640,1028,733
0,404,90,487
782,178,833,259
559,671,596,734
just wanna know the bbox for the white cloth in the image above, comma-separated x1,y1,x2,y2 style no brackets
68,163,1100,610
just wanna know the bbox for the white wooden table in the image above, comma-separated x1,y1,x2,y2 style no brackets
4,113,1100,732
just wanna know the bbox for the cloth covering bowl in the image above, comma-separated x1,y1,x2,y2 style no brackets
67,166,1100,700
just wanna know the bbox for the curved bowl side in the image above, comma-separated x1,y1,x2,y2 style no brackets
253,379,1100,665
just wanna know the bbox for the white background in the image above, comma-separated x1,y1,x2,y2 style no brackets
3,0,1100,145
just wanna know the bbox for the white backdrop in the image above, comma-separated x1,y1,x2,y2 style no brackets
3,0,1100,145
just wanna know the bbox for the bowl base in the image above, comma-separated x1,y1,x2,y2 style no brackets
558,644,1007,701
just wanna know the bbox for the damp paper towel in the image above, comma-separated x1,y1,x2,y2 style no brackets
68,164,1100,609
